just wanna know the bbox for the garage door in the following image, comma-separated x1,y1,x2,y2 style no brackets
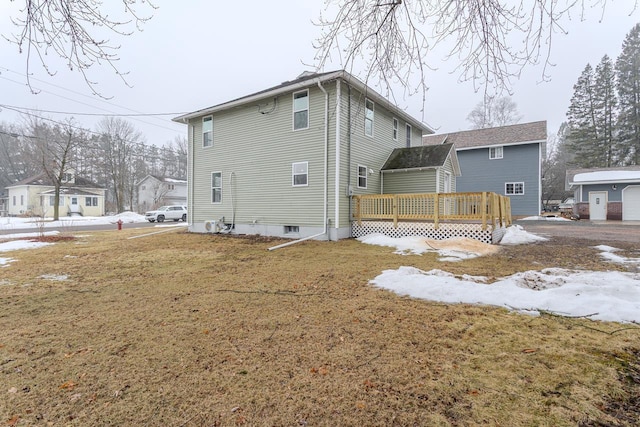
623,185,640,220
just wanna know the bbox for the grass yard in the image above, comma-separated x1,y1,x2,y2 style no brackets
1,229,639,426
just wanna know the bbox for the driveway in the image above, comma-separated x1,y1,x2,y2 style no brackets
516,219,640,244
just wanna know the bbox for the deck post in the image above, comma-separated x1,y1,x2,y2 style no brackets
434,193,439,229
354,196,361,226
393,195,398,228
481,192,487,230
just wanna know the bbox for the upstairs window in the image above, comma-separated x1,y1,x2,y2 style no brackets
357,165,368,189
505,182,524,195
293,90,309,130
365,99,374,137
203,116,213,148
392,118,398,141
211,172,222,203
405,124,412,147
489,146,503,159
292,162,308,186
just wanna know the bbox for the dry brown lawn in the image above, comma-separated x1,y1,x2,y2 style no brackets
0,228,639,426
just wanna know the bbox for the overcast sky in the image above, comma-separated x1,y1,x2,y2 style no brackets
1,1,639,150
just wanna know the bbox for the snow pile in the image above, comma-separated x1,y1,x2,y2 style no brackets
595,245,640,266
357,234,499,261
500,225,548,245
371,266,640,323
520,216,571,222
0,240,53,253
0,231,60,241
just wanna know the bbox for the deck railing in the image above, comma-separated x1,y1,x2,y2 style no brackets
352,192,512,230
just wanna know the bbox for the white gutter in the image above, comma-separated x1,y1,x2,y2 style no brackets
269,80,329,250
334,79,341,235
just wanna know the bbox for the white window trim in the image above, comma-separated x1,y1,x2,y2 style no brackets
489,146,503,159
364,98,374,137
211,171,222,204
405,123,412,147
203,116,213,148
505,182,524,195
392,118,398,141
292,161,309,187
293,90,309,131
357,164,368,189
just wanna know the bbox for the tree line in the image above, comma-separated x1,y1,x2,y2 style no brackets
0,116,187,216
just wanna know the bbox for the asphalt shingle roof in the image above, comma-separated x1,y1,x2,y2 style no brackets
422,121,547,149
382,144,454,171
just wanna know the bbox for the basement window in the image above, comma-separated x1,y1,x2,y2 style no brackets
284,225,299,234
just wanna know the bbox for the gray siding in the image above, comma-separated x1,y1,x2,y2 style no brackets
577,184,629,202
456,143,540,216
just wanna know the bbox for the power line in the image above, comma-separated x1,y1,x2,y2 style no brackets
0,106,185,156
0,103,185,117
0,66,187,135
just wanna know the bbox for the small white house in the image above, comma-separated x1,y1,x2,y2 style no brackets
6,172,106,217
137,175,187,213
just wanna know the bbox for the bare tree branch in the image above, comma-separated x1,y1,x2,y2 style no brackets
4,0,157,98
314,0,639,104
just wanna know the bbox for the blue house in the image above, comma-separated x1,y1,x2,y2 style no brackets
423,121,546,217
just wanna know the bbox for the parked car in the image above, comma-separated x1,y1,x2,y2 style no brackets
145,205,187,222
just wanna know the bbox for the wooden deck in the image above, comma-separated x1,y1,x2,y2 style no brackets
352,192,512,230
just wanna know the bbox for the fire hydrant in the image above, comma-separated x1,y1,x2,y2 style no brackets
117,219,123,231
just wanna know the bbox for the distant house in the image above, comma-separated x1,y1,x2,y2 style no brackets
0,189,8,217
173,70,433,240
5,171,106,217
566,166,640,221
423,121,546,217
137,175,187,213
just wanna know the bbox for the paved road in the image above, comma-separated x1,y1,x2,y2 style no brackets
517,219,640,244
0,220,159,237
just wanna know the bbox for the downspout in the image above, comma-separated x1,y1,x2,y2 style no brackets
334,79,341,240
188,123,195,226
269,80,329,250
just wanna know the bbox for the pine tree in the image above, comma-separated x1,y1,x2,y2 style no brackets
566,64,601,166
593,55,618,167
616,23,640,165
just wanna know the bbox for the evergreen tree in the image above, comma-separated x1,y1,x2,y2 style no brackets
616,23,640,165
566,64,601,166
593,55,618,167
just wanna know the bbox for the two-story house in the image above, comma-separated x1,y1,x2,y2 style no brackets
137,175,187,213
423,121,546,217
172,70,460,240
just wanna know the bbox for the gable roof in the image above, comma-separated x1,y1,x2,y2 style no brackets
566,166,640,189
172,70,432,133
381,143,461,175
422,121,547,150
7,173,103,189
138,174,187,186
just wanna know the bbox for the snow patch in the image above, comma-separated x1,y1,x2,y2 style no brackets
500,225,548,245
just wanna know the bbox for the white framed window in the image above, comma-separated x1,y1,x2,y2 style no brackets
357,165,368,189
203,116,213,148
85,197,98,206
20,195,24,205
71,197,78,205
392,118,398,141
12,196,16,206
405,124,412,147
293,90,309,130
489,146,503,159
49,196,64,206
505,182,524,195
292,162,308,186
365,99,374,137
168,184,175,190
211,172,222,203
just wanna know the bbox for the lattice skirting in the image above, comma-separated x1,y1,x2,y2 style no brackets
352,221,507,244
